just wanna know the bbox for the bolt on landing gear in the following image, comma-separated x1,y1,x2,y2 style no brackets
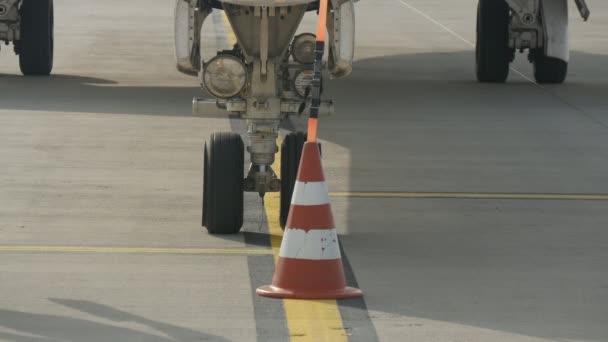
174,0,356,234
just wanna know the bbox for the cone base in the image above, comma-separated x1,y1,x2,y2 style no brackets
256,285,363,300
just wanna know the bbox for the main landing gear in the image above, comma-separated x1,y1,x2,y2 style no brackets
202,131,310,234
0,0,54,75
475,0,585,84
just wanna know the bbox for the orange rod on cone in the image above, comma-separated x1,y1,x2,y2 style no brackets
307,0,330,143
307,118,318,144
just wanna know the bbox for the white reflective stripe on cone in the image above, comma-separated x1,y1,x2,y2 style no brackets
291,181,330,206
279,228,341,260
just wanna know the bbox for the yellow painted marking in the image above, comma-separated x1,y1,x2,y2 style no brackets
221,12,238,46
330,192,608,201
283,300,348,341
0,246,272,255
264,137,348,342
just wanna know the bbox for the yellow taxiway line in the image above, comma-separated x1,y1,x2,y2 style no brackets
264,137,348,342
330,192,608,201
0,246,272,255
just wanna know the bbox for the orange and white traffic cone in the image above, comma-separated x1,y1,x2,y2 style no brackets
257,142,363,299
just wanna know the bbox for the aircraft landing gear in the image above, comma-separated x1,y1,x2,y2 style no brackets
532,49,568,84
174,0,355,234
18,0,54,75
0,0,54,75
476,0,585,84
202,132,244,234
476,0,512,83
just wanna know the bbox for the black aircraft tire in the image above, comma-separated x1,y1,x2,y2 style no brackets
19,0,54,76
534,55,568,84
202,143,209,228
280,132,307,229
476,0,511,83
203,132,244,234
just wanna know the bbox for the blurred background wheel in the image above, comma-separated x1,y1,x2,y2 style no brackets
19,0,54,76
533,53,568,84
476,0,511,83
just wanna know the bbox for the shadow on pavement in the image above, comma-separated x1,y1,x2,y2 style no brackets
322,51,608,341
0,74,200,117
1,50,607,341
0,299,228,342
1,51,607,118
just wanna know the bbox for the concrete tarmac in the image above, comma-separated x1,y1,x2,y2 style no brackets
1,0,608,341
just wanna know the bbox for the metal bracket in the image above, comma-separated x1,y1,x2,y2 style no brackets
193,97,334,117
506,0,543,50
0,0,19,42
259,6,269,77
540,0,569,62
297,100,335,117
505,0,540,24
244,165,280,194
174,0,210,75
0,0,18,18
